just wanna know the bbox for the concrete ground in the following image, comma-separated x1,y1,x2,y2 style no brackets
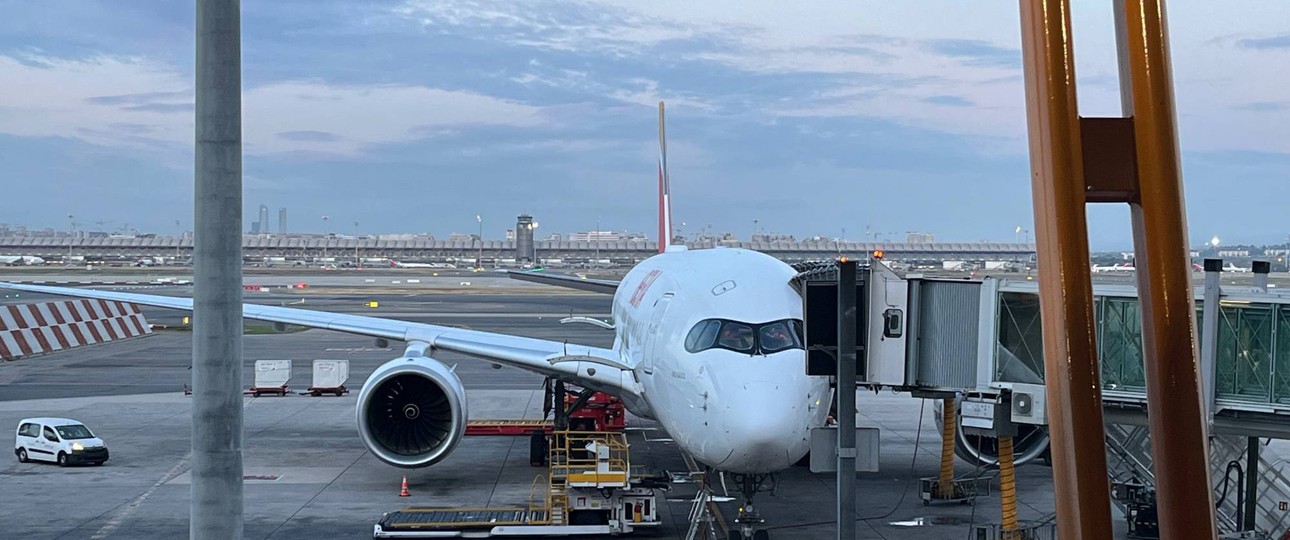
0,286,1076,539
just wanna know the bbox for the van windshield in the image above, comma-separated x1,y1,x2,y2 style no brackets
55,425,93,440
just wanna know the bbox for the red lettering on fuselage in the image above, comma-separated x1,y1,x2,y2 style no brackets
629,270,662,308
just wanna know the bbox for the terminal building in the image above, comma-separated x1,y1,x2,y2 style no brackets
0,214,1036,268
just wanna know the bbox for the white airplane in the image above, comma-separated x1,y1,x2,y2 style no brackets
1223,262,1252,273
389,260,455,269
1091,262,1134,273
0,255,46,266
0,103,827,535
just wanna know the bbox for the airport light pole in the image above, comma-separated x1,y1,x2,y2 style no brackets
354,221,360,268
67,214,75,262
321,215,330,260
529,220,539,266
193,0,244,537
477,214,483,269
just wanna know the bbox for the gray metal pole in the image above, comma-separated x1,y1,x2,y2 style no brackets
1201,259,1221,425
1246,436,1259,531
193,0,243,538
836,260,857,540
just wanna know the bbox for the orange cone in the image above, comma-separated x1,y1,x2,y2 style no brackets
399,475,411,497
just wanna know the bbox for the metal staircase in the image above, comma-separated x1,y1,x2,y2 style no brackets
547,478,567,526
1103,423,1290,537
545,431,632,526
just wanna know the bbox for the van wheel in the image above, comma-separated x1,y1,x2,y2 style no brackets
57,452,68,467
17,448,28,463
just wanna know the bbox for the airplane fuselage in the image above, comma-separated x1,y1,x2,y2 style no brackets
609,247,831,474
0,255,45,266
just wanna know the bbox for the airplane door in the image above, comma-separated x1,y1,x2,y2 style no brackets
640,293,673,375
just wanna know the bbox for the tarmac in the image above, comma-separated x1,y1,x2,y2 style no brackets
0,282,1079,539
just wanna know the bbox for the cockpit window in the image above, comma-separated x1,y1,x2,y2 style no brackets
684,318,804,355
684,320,721,352
758,321,797,353
717,323,755,352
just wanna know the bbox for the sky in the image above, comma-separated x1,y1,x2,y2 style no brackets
0,1,1286,250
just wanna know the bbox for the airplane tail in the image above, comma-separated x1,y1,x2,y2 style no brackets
657,101,673,253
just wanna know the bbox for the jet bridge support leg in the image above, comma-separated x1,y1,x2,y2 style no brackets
998,436,1018,537
937,397,957,498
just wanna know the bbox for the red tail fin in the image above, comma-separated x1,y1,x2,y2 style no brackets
657,101,673,253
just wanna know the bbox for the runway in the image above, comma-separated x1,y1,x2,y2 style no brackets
0,283,1070,539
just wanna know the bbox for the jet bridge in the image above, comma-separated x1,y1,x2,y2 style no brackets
800,260,1290,433
798,259,1290,537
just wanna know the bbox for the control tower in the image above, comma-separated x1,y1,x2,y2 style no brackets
516,214,535,264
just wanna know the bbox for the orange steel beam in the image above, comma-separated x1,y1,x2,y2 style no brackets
1115,0,1217,536
1017,1,1113,538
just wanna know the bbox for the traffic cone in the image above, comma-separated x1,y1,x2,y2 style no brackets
399,475,411,497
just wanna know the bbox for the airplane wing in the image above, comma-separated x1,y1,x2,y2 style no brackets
507,271,619,295
0,281,633,395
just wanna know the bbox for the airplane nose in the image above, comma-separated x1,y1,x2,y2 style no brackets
717,381,810,471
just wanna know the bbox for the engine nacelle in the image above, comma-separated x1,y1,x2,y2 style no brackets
357,356,468,468
933,399,1050,467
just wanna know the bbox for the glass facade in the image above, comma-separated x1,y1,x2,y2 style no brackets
995,290,1290,407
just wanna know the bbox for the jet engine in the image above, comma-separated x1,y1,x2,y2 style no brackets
933,399,1050,467
356,355,468,468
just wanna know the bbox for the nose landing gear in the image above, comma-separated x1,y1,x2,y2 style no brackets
729,472,776,540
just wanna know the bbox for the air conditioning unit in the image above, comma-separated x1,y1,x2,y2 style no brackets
1010,383,1048,425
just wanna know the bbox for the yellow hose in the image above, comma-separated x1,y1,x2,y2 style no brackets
937,397,957,498
999,435,1018,537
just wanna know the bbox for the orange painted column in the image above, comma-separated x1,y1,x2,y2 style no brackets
1115,0,1217,537
1017,1,1113,538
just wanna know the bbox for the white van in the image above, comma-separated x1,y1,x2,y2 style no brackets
14,418,109,466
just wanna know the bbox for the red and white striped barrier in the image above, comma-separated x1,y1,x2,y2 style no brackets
0,300,152,360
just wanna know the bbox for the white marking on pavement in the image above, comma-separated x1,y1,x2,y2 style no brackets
90,452,192,540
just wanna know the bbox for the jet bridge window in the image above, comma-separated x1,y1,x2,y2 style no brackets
684,319,804,355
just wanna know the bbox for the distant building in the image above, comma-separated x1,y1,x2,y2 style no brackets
568,230,647,242
376,233,434,241
1218,249,1250,258
278,208,287,235
752,233,797,243
250,221,261,234
447,233,480,243
258,205,269,235
505,229,516,241
906,232,935,243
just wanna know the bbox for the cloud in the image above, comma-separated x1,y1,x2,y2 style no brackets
243,80,546,156
0,53,548,157
0,54,192,150
924,39,1021,69
277,130,340,142
922,95,973,107
394,1,1030,141
1235,101,1287,112
1238,34,1290,50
